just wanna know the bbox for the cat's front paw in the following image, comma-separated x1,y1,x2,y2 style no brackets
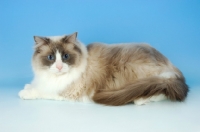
19,87,38,100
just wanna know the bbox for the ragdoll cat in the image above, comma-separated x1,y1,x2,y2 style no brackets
19,32,189,105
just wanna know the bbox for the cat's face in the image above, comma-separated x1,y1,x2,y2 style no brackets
32,32,83,75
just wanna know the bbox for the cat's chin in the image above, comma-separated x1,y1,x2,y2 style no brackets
51,71,68,76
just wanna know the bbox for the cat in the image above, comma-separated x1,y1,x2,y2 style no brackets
18,32,189,106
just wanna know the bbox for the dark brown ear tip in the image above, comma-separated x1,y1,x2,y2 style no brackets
33,36,37,39
33,36,49,43
33,36,38,42
33,36,41,40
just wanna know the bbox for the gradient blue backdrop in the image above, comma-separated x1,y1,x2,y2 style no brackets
0,0,200,88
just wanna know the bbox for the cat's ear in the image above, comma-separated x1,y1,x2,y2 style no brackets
62,32,78,43
34,36,49,45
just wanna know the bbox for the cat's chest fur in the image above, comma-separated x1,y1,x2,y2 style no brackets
32,73,72,94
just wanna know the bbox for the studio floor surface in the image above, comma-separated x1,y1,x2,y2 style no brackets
0,87,200,132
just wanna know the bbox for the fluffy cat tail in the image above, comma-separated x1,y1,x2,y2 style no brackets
92,77,189,106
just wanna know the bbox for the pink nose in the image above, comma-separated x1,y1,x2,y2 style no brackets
56,65,63,70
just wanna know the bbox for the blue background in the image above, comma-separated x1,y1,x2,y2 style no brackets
0,0,199,88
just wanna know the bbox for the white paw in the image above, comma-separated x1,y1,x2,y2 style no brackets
150,94,167,102
134,98,150,105
19,86,38,100
134,95,167,105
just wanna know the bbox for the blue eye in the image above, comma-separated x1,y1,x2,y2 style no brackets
47,55,55,60
63,54,70,60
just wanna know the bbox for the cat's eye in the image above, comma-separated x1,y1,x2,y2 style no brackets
63,54,70,60
47,55,55,60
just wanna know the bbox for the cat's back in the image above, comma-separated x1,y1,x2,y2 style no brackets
87,42,151,55
86,42,161,62
86,42,167,74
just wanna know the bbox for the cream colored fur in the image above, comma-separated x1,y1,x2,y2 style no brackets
19,32,188,106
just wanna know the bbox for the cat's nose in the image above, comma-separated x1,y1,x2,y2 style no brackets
56,64,63,70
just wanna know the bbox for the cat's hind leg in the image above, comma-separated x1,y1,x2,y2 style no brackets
149,94,167,102
134,98,151,105
134,94,167,105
